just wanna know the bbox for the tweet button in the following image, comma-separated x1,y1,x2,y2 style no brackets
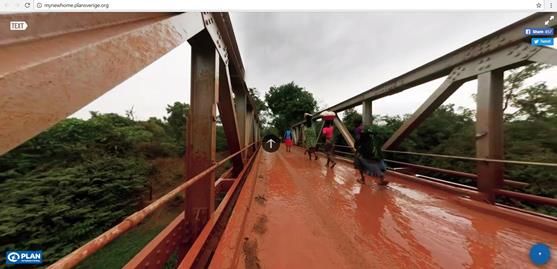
531,37,554,46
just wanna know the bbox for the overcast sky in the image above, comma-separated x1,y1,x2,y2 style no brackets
72,12,557,120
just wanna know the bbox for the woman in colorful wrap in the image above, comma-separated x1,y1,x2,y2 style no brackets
303,113,318,160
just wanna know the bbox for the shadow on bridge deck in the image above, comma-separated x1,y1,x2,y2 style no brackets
210,146,556,269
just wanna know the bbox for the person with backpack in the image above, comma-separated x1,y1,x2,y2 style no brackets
355,128,387,185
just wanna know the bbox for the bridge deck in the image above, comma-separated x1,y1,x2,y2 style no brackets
210,147,556,269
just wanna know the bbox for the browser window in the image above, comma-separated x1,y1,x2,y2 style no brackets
0,1,556,268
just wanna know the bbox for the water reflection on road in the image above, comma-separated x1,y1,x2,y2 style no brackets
241,148,556,268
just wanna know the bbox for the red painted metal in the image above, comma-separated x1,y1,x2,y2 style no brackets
455,198,557,233
235,91,247,160
384,149,557,167
388,171,484,200
178,148,261,268
494,189,557,207
185,29,220,236
215,178,236,194
123,213,188,269
48,143,254,269
0,12,205,156
385,159,529,189
218,62,245,176
207,148,261,269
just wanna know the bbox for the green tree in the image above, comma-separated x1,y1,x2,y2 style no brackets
0,114,151,264
248,88,268,127
163,102,189,145
265,82,317,133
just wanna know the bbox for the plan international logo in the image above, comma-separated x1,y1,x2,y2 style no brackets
5,251,42,265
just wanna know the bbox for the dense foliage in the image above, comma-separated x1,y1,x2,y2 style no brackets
265,82,318,133
0,102,230,264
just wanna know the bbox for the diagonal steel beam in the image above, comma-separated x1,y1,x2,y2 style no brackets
382,78,465,150
0,12,205,156
235,91,247,159
333,116,355,151
0,13,171,46
218,63,244,176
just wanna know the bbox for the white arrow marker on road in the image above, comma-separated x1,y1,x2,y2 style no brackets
266,139,276,148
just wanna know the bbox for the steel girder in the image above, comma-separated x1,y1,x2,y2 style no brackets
291,12,557,128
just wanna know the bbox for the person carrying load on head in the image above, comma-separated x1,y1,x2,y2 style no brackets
303,113,318,160
352,118,364,169
321,111,337,168
284,128,293,152
354,127,388,185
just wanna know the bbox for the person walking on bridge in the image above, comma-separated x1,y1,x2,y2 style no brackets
284,128,293,152
303,113,318,160
353,118,364,169
355,128,387,185
322,120,337,168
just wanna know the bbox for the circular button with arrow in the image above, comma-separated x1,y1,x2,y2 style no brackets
262,134,281,153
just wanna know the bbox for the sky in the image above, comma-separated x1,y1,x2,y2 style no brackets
72,12,557,120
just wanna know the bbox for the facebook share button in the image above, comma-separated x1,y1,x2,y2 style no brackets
525,28,554,36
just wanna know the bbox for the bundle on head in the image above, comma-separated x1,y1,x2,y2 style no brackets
320,111,336,121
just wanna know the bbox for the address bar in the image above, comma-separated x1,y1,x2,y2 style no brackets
1,0,551,12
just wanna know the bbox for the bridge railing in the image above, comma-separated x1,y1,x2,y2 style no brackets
48,143,257,269
0,12,261,268
293,12,557,210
